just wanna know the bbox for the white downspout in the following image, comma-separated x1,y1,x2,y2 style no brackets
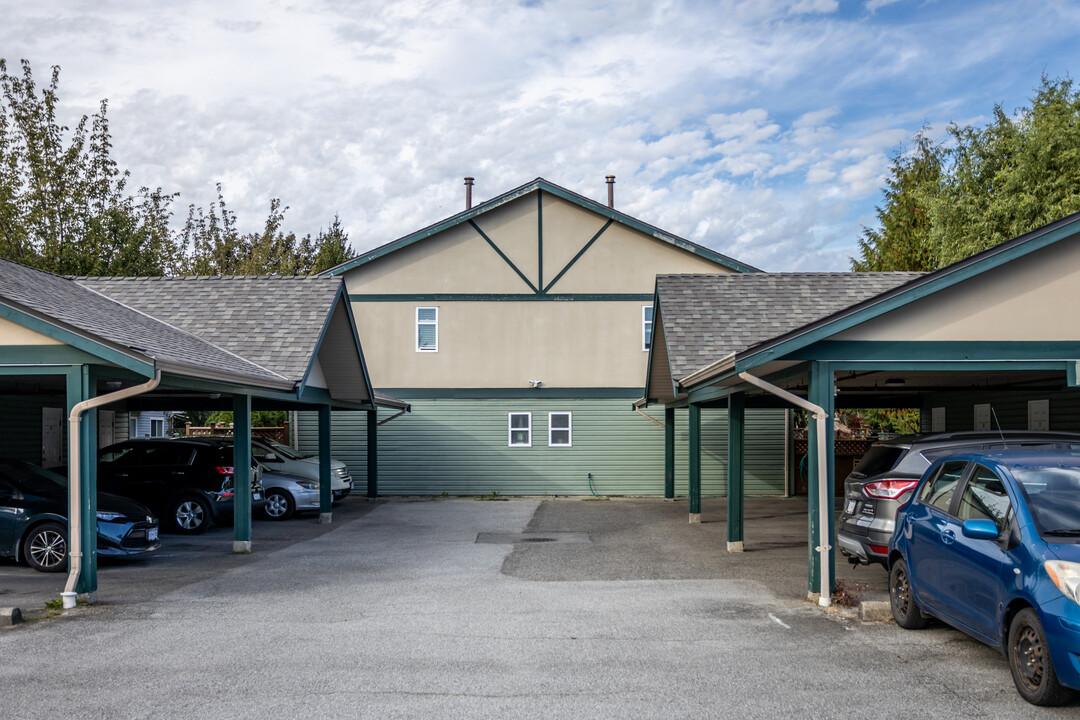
738,371,833,608
63,369,161,608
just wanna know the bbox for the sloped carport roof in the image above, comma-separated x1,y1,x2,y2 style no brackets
0,260,405,410
646,272,922,403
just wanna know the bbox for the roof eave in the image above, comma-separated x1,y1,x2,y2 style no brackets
322,177,759,276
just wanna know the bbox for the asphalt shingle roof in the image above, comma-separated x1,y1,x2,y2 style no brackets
0,260,287,385
77,275,343,383
657,272,924,381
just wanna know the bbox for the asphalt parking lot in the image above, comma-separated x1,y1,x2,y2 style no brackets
1,496,1072,718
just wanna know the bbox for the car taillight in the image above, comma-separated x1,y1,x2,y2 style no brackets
216,466,234,476
863,479,919,499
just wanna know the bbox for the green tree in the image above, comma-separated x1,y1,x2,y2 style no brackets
311,214,355,273
931,75,1080,264
0,59,182,275
855,75,1080,272
852,129,943,271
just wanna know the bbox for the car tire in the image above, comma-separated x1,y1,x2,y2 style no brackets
263,488,295,521
168,494,213,534
23,522,68,573
1008,607,1074,706
889,558,930,629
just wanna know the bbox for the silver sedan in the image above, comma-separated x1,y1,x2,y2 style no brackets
258,469,320,521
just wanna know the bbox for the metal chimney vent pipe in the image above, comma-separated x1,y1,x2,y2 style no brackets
464,177,474,210
605,175,615,208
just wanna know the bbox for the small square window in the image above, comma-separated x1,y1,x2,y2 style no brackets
643,305,653,351
150,418,164,437
417,307,438,352
549,412,572,447
509,412,531,447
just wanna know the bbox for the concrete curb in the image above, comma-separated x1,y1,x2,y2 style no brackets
1,607,23,625
859,600,893,622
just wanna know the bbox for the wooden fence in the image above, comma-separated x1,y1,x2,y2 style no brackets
184,422,290,444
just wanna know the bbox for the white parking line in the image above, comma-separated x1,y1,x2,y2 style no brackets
768,613,790,629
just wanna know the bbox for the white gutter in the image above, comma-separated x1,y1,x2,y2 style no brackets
680,352,736,389
738,371,832,608
62,370,161,608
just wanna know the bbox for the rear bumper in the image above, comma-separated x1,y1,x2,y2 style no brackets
838,531,889,566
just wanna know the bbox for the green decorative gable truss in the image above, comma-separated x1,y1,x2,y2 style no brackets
326,177,759,299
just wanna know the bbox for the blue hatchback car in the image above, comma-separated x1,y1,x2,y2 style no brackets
890,448,1080,706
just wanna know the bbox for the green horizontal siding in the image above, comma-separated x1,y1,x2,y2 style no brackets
297,399,788,496
0,394,63,464
919,388,1080,433
671,408,788,497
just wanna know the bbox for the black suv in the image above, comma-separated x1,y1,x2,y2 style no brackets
838,431,1080,567
97,438,265,534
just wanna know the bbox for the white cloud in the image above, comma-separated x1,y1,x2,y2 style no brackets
0,0,1073,271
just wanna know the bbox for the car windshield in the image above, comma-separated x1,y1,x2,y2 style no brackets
1013,466,1080,538
258,438,301,461
0,460,66,494
851,445,904,477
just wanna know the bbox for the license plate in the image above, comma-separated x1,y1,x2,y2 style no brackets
148,527,158,542
253,493,261,501
845,499,856,514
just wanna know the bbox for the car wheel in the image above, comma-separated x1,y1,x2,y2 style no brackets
263,489,295,521
23,522,68,573
1008,607,1074,706
169,495,212,534
889,558,930,629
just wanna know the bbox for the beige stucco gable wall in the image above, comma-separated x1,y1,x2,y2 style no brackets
345,191,740,389
0,316,63,345
835,235,1080,342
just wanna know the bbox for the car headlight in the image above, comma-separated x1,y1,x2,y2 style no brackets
297,481,319,490
1045,560,1080,605
96,511,124,521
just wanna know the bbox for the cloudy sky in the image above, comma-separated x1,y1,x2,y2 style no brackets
1,0,1077,270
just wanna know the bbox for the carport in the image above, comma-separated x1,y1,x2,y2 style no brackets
0,260,405,603
643,211,1080,604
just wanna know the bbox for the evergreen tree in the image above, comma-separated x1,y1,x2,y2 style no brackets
852,129,943,271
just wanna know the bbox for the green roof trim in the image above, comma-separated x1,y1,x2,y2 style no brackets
0,301,155,377
322,178,759,276
348,293,654,302
730,210,1080,378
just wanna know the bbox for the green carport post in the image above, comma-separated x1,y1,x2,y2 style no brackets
807,361,835,600
67,365,98,600
664,407,675,499
233,394,252,553
688,402,701,523
727,392,745,552
318,405,333,523
367,408,378,499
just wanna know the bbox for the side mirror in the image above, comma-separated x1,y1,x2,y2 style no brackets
264,452,279,462
961,518,1000,540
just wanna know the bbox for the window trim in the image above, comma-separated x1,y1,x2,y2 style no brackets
150,418,164,438
416,306,438,353
508,412,532,447
548,412,572,447
642,305,653,351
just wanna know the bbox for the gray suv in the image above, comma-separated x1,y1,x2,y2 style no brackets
838,431,1080,567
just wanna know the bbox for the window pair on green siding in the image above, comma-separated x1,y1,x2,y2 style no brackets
509,412,572,447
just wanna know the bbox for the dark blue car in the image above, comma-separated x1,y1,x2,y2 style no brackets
0,458,160,572
890,448,1080,706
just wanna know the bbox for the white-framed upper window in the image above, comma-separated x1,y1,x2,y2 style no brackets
548,412,572,447
643,305,653,351
509,412,531,447
416,306,438,352
150,418,164,437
